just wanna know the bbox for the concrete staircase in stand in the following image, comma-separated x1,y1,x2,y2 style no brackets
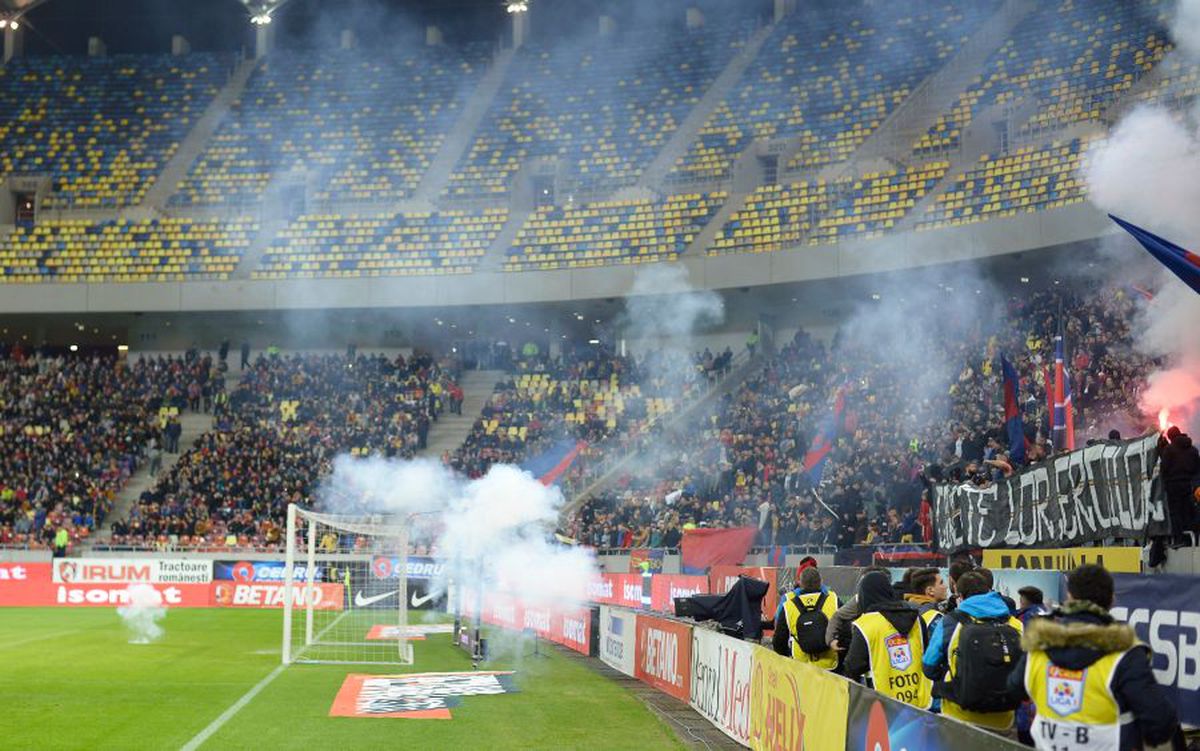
418,370,504,459
412,48,516,204
136,57,260,214
93,367,242,546
635,22,776,191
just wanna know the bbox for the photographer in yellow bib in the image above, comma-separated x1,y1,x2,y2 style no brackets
843,570,932,709
1006,564,1182,751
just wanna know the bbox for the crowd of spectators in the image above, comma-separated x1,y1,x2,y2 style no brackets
110,350,457,548
449,343,716,494
0,347,217,549
570,285,1160,551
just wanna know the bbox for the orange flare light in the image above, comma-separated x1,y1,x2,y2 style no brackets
1159,408,1171,433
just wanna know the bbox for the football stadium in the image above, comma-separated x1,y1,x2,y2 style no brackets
3,0,1200,748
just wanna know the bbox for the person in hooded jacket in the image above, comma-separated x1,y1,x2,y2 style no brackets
923,570,1023,732
1006,564,1182,751
1159,426,1200,545
844,570,933,709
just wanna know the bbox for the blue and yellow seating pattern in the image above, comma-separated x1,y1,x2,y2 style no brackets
0,217,255,282
710,162,948,254
253,209,508,278
506,192,724,271
0,53,229,208
918,138,1091,228
170,46,487,207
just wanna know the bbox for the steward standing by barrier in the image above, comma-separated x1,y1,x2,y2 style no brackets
1007,564,1182,750
923,571,1024,733
844,570,933,709
773,566,839,670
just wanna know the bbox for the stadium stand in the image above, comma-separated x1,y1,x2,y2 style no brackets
0,351,218,549
918,138,1091,229
444,27,745,199
111,351,454,548
0,218,256,282
253,208,507,279
169,46,488,207
571,284,1155,550
669,2,993,183
506,192,723,271
709,162,948,255
913,0,1168,156
0,53,231,208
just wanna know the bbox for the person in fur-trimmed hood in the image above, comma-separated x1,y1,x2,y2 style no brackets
1006,564,1182,751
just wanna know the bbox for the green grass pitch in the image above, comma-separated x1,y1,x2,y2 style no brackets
0,608,683,750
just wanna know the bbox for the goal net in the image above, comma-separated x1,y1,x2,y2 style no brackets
282,505,416,665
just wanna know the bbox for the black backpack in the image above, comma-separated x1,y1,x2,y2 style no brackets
792,592,830,656
946,613,1023,712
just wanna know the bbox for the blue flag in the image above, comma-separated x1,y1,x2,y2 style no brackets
1000,354,1026,465
1109,214,1200,296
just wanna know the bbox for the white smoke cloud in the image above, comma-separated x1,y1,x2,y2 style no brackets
622,264,725,346
320,457,597,624
117,583,167,644
1172,0,1200,59
1081,2,1200,434
1086,105,1200,239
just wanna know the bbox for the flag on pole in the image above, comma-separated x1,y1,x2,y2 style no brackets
1052,323,1074,452
1000,354,1026,464
802,385,848,485
1043,363,1055,440
1109,215,1200,296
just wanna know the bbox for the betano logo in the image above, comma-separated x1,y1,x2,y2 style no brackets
562,617,586,645
643,628,680,686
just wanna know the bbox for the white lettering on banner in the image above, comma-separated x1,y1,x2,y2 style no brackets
623,583,641,604
492,602,515,626
670,583,702,600
600,606,636,677
1112,607,1200,690
562,617,586,646
53,559,212,585
644,628,680,686
587,579,613,600
231,583,327,608
523,609,551,633
690,630,752,745
55,585,183,605
0,564,27,580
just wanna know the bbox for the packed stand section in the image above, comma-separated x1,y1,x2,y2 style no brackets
445,25,746,199
0,217,255,282
169,45,488,207
571,285,1158,551
670,1,993,183
506,192,724,271
111,351,459,548
252,209,507,279
449,344,709,491
0,349,220,549
709,162,948,255
913,0,1167,156
0,53,232,208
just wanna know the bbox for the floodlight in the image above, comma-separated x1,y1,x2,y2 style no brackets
251,13,272,25
506,1,529,14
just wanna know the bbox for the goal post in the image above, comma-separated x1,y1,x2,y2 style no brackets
282,504,415,666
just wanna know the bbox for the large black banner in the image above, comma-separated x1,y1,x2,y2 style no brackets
934,435,1168,552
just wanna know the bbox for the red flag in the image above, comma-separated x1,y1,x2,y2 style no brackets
680,527,757,574
1043,364,1055,440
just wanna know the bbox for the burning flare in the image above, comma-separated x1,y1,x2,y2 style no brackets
1159,407,1172,434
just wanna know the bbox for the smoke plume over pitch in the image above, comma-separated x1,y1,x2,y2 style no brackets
117,583,167,645
1083,0,1200,433
321,455,597,617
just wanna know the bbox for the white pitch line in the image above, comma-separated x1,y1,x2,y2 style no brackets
179,663,287,751
0,623,81,647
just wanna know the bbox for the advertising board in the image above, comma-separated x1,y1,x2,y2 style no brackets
691,628,752,746
635,613,692,701
599,605,637,677
52,558,211,584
